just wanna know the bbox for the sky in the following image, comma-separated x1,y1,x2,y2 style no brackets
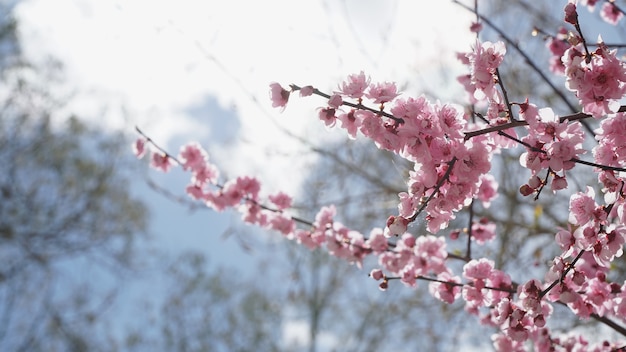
13,0,476,348
14,0,475,263
15,0,474,193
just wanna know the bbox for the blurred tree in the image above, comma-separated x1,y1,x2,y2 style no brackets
0,4,148,350
122,251,284,352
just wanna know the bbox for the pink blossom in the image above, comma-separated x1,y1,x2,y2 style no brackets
518,279,543,313
594,112,626,167
336,109,361,139
192,163,219,186
318,108,336,127
217,181,245,207
358,111,384,139
580,0,598,11
267,213,295,235
235,176,261,200
337,71,370,99
178,142,208,171
132,138,147,159
507,323,529,342
470,22,483,33
492,333,524,352
295,229,320,250
398,192,419,218
600,2,623,25
299,85,314,97
365,81,400,104
268,192,292,210
328,94,343,109
547,28,570,58
555,227,575,256
547,139,579,172
369,268,384,281
564,3,578,24
463,258,495,280
269,82,290,110
185,184,205,200
314,205,336,230
593,225,626,266
464,40,506,101
477,174,498,208
150,152,175,172
550,174,568,192
429,272,461,304
400,264,417,287
414,235,448,274
563,42,626,117
576,224,609,255
471,219,496,244
384,215,409,237
568,187,597,225
365,228,388,254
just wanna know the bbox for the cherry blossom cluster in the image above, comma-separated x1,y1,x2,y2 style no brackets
517,104,585,193
273,78,498,234
136,1,626,351
564,41,626,117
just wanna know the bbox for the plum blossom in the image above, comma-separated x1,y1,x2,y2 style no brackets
470,22,483,33
568,187,598,225
337,109,361,139
593,224,626,266
471,218,497,244
365,81,400,104
385,215,409,237
299,85,314,97
328,94,343,109
269,82,290,110
268,192,292,210
463,258,495,280
564,3,578,24
462,40,506,101
563,42,626,117
178,142,208,171
318,108,336,127
150,152,174,172
580,0,599,12
600,2,623,25
267,213,296,235
314,205,336,230
369,268,384,281
594,112,626,167
555,227,576,257
133,138,147,159
191,163,219,186
429,272,461,304
477,174,498,208
337,71,370,99
546,27,570,75
365,228,388,254
520,105,585,174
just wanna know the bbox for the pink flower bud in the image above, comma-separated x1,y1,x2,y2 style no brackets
385,215,409,237
369,269,384,281
299,85,314,97
564,3,578,25
519,184,535,197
